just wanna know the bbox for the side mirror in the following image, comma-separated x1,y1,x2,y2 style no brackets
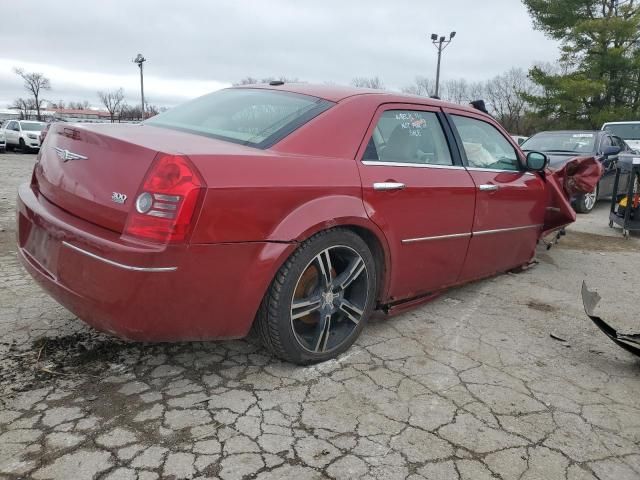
526,151,548,172
602,145,621,157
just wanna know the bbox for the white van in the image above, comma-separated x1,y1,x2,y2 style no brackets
602,121,640,151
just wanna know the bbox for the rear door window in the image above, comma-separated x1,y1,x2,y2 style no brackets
363,110,453,166
145,88,334,149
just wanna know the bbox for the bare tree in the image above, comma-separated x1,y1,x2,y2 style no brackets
233,76,300,86
14,68,51,121
234,76,260,86
11,98,34,119
441,79,470,104
401,76,436,97
120,103,143,121
351,76,385,89
484,68,533,133
467,82,487,104
67,100,90,110
97,88,125,123
146,104,160,117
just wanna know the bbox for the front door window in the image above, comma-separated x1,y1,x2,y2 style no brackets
451,115,520,171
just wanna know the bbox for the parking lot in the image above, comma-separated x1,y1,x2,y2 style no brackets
1,151,639,479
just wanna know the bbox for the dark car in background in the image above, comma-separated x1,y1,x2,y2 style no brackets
521,130,632,213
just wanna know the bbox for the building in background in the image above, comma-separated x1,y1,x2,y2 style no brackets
0,109,21,122
0,107,114,123
49,108,111,123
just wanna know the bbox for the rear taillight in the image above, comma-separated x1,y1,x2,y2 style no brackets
123,153,205,244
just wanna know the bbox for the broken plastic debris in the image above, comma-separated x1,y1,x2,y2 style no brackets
581,281,640,358
549,333,567,342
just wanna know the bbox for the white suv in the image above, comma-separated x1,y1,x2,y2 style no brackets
2,120,45,152
602,121,640,152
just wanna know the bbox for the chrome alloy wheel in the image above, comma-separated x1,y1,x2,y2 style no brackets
290,245,369,353
584,188,597,211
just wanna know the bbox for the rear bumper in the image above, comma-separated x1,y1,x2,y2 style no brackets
17,183,294,341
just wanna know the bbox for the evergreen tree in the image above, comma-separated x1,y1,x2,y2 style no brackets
523,0,640,127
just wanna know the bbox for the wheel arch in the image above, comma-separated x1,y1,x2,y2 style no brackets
340,224,389,305
254,223,390,363
265,195,393,306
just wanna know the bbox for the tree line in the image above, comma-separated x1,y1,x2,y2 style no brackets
235,1,640,135
10,1,640,133
9,69,161,122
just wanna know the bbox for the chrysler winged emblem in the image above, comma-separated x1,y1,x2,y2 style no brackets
54,147,88,162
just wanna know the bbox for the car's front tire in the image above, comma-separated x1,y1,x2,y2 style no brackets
18,138,28,153
574,185,598,213
257,228,377,365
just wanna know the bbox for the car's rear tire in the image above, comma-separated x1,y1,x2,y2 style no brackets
257,228,377,365
574,185,598,214
18,138,28,153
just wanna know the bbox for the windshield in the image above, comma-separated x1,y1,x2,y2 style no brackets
145,88,334,148
603,123,640,140
522,132,596,153
20,122,44,132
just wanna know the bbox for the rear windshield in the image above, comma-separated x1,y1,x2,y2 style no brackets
603,123,640,140
145,88,334,148
20,122,44,131
522,132,596,154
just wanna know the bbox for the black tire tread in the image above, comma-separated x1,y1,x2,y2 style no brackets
257,228,372,364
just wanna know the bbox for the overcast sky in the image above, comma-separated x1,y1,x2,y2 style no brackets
0,0,559,109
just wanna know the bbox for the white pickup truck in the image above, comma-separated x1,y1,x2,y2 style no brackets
2,120,45,152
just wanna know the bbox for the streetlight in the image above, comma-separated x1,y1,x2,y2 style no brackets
430,31,456,98
133,53,146,120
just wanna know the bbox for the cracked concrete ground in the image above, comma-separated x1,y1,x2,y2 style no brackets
1,152,639,480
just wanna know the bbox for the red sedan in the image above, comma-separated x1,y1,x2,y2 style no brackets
17,84,574,364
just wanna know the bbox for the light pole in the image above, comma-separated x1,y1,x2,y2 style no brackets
133,53,146,120
430,31,456,98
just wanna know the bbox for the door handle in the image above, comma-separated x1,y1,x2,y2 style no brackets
373,182,406,191
479,184,499,192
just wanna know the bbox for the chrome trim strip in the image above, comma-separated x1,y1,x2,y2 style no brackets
153,202,177,211
154,193,180,202
466,167,535,176
361,161,466,170
62,241,177,272
361,161,534,175
402,232,471,244
473,224,543,236
147,210,175,219
402,224,542,244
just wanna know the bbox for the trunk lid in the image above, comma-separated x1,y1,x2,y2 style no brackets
35,123,160,232
35,122,261,233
